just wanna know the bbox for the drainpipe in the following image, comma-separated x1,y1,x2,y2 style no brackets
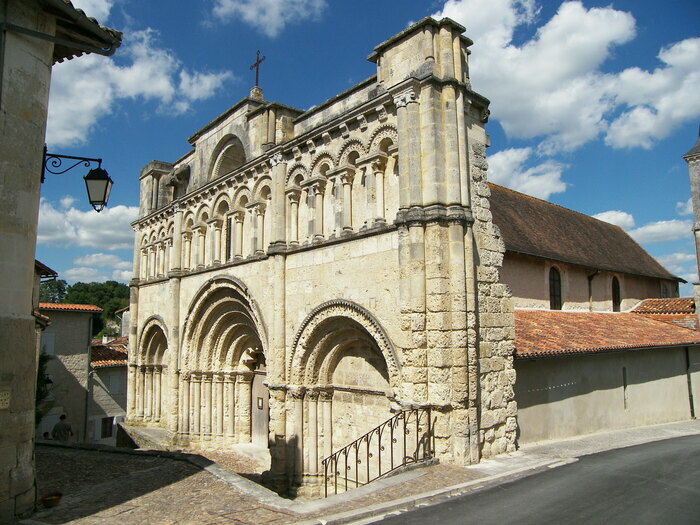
587,271,599,312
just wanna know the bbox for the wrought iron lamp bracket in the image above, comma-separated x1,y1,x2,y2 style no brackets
41,145,102,183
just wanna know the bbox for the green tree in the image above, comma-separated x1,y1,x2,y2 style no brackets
39,279,68,303
64,280,129,337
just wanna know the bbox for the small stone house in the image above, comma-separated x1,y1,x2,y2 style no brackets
88,336,128,445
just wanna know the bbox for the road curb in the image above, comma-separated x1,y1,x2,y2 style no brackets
293,457,577,525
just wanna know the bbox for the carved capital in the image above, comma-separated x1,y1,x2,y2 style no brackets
232,210,245,223
286,188,301,203
288,385,306,400
269,152,285,167
393,89,417,108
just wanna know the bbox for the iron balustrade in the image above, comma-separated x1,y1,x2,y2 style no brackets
321,407,434,497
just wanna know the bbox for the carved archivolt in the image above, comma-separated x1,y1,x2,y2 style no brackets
138,315,169,365
288,299,401,391
181,276,268,371
286,162,308,186
336,138,366,166
367,124,398,153
309,151,335,177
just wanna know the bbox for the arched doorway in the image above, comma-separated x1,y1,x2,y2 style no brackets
250,351,269,447
180,278,267,447
137,320,168,426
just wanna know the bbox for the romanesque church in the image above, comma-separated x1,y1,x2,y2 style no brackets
127,17,700,494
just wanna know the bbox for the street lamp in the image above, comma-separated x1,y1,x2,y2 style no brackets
41,146,114,212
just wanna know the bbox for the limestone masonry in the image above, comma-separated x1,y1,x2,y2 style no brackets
129,16,523,493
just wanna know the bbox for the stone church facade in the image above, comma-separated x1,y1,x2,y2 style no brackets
128,17,517,491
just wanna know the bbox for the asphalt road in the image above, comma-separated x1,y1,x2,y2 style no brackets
379,434,700,525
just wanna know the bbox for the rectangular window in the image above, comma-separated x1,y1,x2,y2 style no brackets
101,417,113,439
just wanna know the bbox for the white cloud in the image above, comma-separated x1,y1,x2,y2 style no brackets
212,0,327,37
46,29,232,147
592,210,635,230
487,147,566,199
60,196,76,209
655,252,696,275
627,219,692,244
111,269,133,282
38,198,138,250
73,253,132,270
432,1,700,154
676,198,693,216
606,38,700,149
62,267,109,283
69,0,113,22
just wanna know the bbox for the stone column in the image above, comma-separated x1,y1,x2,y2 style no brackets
132,233,142,282
289,386,306,481
393,89,421,207
192,373,202,436
373,158,387,224
140,249,148,279
269,153,288,248
233,211,244,258
225,373,236,438
136,366,144,418
236,373,254,443
172,205,183,271
319,389,333,459
216,373,225,437
158,243,166,276
197,226,206,267
311,181,326,241
340,172,354,232
182,232,192,270
287,189,301,244
212,220,223,264
145,366,154,420
181,372,190,435
127,364,137,418
253,203,266,255
154,366,162,422
204,372,213,440
148,246,156,278
307,390,319,475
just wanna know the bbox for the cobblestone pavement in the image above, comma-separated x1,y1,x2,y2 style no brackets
30,445,485,524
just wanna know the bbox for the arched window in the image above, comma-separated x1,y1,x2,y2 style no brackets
549,267,562,310
612,276,621,312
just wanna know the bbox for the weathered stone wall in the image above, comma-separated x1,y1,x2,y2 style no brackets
0,0,55,518
88,367,127,444
39,311,93,441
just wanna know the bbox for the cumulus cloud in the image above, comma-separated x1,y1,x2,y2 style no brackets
38,198,138,250
73,253,132,270
70,0,113,22
655,252,696,275
627,219,692,244
62,267,110,283
488,147,566,199
676,198,694,216
68,253,133,283
606,38,700,149
592,210,635,230
47,29,233,147
212,0,327,37
432,1,700,154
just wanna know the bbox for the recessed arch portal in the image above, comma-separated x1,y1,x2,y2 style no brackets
179,277,268,446
136,317,169,426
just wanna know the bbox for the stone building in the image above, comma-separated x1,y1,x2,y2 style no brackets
129,17,514,492
128,16,695,494
0,1,120,519
88,336,128,445
36,303,103,442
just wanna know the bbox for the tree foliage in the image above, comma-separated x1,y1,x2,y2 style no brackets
39,279,68,303
39,279,129,336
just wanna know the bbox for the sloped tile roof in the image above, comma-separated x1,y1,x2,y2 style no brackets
91,336,128,367
515,309,700,358
488,183,680,281
632,298,695,314
39,302,103,313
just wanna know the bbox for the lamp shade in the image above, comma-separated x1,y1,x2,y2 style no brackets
83,167,113,212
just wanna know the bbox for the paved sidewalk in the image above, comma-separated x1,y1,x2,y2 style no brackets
20,420,700,525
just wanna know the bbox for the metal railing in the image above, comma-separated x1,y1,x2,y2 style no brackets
321,408,434,497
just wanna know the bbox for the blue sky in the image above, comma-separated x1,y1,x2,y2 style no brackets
36,0,700,295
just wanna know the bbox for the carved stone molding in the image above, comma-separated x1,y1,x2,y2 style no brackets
392,90,417,108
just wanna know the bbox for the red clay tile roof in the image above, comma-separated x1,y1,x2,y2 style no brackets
39,303,103,313
515,309,700,358
632,298,695,314
91,336,128,367
488,183,680,281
